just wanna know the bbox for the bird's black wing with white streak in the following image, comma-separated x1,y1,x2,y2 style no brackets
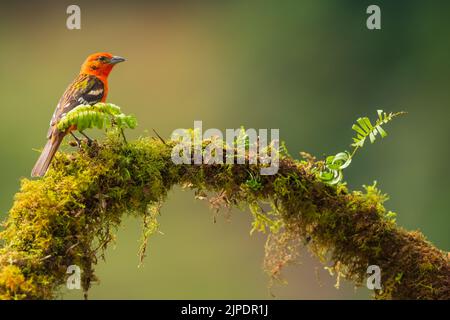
47,74,104,138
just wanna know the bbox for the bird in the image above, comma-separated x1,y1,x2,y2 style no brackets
31,52,126,177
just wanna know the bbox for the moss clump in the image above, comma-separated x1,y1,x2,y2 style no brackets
0,132,448,299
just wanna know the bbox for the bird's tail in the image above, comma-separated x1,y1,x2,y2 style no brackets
31,132,65,177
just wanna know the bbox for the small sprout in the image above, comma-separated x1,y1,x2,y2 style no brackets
317,110,405,186
317,151,351,185
351,110,406,148
245,172,263,191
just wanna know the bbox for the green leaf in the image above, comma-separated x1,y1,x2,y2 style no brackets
377,109,383,122
376,125,387,138
356,118,370,133
333,151,352,169
352,124,366,136
363,117,373,130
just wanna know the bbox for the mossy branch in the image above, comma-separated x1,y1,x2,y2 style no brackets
0,132,448,300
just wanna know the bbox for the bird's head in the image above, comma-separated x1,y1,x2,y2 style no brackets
80,52,125,79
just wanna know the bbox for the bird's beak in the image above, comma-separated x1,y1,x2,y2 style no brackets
110,56,126,64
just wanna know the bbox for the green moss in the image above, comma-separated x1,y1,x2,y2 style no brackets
0,131,448,300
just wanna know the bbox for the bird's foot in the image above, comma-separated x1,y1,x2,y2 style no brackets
70,132,82,148
69,140,79,148
79,131,94,146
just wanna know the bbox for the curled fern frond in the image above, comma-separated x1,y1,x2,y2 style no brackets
317,151,351,185
351,110,406,148
56,103,137,133
317,110,405,186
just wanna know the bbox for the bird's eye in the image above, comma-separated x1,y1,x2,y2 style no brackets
97,56,107,62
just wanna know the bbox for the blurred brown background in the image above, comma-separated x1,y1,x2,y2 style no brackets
0,0,448,299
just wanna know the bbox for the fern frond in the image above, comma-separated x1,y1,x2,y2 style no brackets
57,103,137,133
317,151,351,185
351,110,406,148
317,109,405,186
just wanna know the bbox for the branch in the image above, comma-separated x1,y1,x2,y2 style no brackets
0,133,448,300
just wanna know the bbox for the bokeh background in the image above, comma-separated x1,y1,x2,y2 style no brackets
0,0,449,299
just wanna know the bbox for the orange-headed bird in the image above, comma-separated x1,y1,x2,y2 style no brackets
31,52,125,177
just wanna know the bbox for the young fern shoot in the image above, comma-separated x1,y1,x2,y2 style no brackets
350,110,406,157
317,109,406,185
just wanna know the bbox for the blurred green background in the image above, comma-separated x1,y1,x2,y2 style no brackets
0,0,449,299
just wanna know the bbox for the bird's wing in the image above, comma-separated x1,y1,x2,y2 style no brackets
47,74,104,138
